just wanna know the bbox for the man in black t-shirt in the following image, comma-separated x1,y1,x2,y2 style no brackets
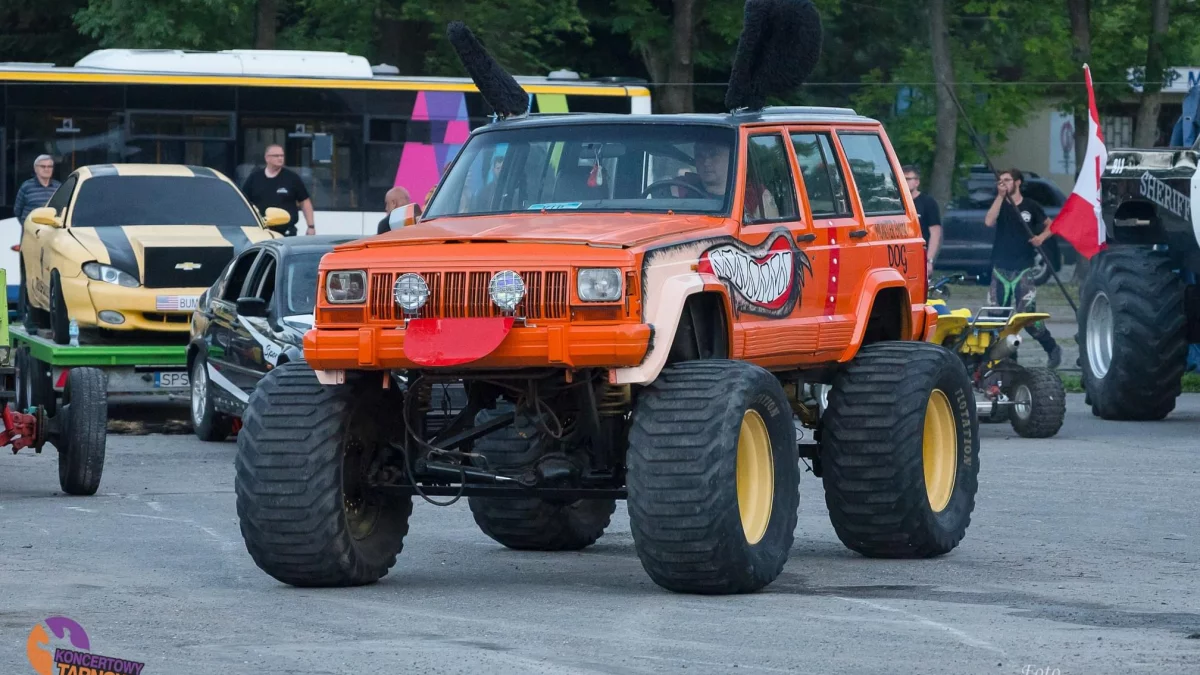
903,165,942,276
984,168,1061,368
240,145,316,236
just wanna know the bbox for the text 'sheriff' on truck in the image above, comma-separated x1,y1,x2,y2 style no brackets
234,0,982,595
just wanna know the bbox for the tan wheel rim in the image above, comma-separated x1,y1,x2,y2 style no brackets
736,409,774,545
922,389,958,513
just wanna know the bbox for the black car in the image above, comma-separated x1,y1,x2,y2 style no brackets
187,235,355,441
936,167,1076,284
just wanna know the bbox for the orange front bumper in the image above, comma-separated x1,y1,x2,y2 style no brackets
303,322,653,371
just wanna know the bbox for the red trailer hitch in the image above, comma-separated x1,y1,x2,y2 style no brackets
1,404,48,453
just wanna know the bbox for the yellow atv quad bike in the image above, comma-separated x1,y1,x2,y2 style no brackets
927,274,1065,438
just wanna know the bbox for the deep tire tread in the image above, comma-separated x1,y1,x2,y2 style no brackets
235,362,412,587
1009,367,1066,438
821,342,980,559
627,360,799,595
1079,248,1186,421
58,367,107,496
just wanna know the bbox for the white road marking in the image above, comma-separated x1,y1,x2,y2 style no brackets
835,596,1004,654
65,507,95,513
146,501,163,512
118,512,188,523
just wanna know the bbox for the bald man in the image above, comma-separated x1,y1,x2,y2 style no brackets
377,186,421,234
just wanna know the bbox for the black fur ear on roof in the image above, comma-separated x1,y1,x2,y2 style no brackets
447,21,530,118
725,0,823,111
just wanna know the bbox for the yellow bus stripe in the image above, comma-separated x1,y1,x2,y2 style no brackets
0,71,649,97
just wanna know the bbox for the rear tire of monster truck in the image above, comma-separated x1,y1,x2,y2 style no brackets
1078,248,1186,421
822,342,979,558
235,362,412,587
57,367,108,496
626,361,799,595
1008,367,1066,438
468,406,616,551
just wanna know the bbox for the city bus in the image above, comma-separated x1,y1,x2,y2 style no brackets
0,49,651,301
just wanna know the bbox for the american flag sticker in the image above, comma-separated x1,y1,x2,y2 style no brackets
156,296,199,311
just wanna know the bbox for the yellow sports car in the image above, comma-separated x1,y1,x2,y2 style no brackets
19,164,287,344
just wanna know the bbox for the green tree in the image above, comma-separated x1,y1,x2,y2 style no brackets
0,0,97,65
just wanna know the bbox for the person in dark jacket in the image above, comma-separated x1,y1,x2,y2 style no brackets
14,155,61,223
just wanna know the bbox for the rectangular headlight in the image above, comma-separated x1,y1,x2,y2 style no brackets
325,270,367,304
577,268,623,302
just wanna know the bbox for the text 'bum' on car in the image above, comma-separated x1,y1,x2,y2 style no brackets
19,163,288,344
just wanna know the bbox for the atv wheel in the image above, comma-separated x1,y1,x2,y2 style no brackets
626,360,799,595
1078,248,1186,420
49,272,70,345
1008,367,1066,438
468,406,615,551
235,362,411,587
822,342,979,558
190,354,234,442
57,368,108,496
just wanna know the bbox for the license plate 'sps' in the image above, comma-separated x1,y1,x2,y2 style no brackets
156,295,199,311
154,371,189,388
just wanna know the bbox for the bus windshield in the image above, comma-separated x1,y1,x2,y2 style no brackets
424,124,737,218
71,176,260,228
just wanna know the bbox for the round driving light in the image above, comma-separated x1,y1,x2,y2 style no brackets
98,311,125,325
488,271,525,312
393,273,430,313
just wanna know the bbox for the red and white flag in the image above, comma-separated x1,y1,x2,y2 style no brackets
1049,64,1108,259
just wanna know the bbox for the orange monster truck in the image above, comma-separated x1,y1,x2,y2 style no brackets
234,0,980,595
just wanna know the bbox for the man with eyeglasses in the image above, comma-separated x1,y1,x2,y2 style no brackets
240,144,316,236
14,155,61,224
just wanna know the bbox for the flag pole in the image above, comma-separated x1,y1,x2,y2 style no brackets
937,75,1080,316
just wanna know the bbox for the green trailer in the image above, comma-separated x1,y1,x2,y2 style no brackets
1,268,188,496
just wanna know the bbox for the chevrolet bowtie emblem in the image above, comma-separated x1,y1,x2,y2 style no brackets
175,262,202,271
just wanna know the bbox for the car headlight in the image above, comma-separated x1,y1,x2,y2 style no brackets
577,268,623,302
82,262,139,288
489,271,525,312
325,270,366,304
393,273,429,313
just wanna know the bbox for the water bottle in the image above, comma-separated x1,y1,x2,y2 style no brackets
68,319,79,347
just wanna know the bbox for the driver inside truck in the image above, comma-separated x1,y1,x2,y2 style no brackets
674,141,778,220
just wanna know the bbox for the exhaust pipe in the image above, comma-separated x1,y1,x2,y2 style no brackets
987,334,1022,361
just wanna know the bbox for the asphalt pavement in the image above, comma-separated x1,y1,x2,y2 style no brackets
2,396,1198,675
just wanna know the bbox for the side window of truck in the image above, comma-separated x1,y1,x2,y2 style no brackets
790,132,852,218
837,132,905,216
743,134,799,224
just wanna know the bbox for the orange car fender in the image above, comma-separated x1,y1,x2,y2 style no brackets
610,272,730,385
847,268,911,351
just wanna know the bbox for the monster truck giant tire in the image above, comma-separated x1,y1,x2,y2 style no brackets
626,360,799,595
1078,248,1186,421
1008,367,1066,438
468,407,616,551
57,367,108,496
822,342,979,558
235,362,412,587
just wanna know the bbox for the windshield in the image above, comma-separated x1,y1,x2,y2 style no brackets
71,176,261,227
424,124,738,218
285,252,324,315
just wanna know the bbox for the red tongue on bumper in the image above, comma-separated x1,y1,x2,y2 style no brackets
403,317,515,366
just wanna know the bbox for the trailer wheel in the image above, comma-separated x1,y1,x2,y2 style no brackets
190,354,233,442
15,346,56,416
236,362,411,587
57,367,108,496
